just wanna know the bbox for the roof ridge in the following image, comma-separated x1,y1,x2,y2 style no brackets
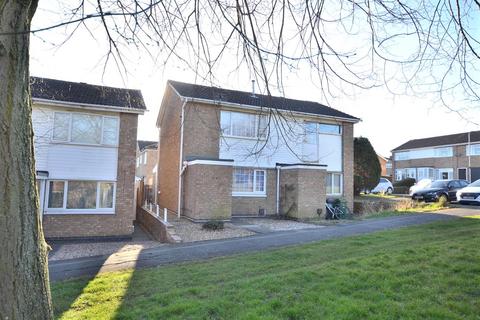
31,76,143,93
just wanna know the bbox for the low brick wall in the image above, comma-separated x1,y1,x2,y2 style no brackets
136,207,181,243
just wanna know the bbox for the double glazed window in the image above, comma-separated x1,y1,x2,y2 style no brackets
47,180,115,212
467,144,480,156
221,111,267,139
53,112,119,146
326,173,342,195
304,122,341,142
232,168,266,196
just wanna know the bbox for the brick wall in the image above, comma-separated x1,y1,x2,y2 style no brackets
182,102,221,160
280,168,326,219
182,163,232,220
43,113,138,238
232,169,277,216
157,89,183,211
342,123,354,211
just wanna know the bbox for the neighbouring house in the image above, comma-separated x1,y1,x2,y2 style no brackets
136,140,158,204
31,77,146,239
377,154,392,179
156,80,359,221
392,130,480,183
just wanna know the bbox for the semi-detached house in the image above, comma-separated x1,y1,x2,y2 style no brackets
31,77,146,239
392,130,480,183
156,81,359,221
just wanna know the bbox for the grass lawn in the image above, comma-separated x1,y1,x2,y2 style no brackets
363,202,448,219
53,218,480,319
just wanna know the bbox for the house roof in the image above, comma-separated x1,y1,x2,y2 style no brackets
137,140,158,151
168,80,359,121
30,77,146,111
392,130,480,151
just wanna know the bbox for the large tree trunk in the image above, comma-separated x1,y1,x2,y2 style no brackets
0,1,53,319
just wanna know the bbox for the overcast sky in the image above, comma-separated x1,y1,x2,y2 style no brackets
29,1,480,157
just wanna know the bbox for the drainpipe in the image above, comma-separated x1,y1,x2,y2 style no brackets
276,165,281,215
177,100,187,218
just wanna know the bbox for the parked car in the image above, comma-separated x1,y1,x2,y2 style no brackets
456,179,480,205
411,179,469,202
371,178,394,194
409,178,433,196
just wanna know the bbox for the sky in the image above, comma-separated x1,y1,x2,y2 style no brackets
29,1,480,157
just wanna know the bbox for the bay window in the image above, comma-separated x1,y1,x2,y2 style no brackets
232,168,266,196
221,110,267,139
46,180,115,213
52,112,119,146
326,173,342,195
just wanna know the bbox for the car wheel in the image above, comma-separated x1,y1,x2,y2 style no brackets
438,194,448,203
386,187,393,195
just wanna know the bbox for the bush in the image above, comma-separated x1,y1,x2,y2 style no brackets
393,178,416,188
354,137,381,195
393,186,410,194
202,221,224,231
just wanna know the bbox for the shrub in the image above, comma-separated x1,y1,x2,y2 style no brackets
354,137,381,195
438,195,448,207
202,220,224,231
393,178,416,188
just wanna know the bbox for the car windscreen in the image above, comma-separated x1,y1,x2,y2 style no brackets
469,179,480,187
430,181,448,188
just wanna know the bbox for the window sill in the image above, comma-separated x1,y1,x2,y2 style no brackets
44,210,115,215
221,135,267,141
232,192,267,198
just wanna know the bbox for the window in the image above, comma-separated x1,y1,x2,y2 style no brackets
434,147,453,157
406,168,417,179
53,113,70,141
232,168,266,196
395,152,409,161
67,181,97,209
304,122,318,144
52,112,119,146
102,117,119,145
143,152,148,164
48,181,65,208
326,173,342,195
395,169,404,181
99,182,115,208
467,144,480,156
221,111,267,139
71,114,102,144
45,180,115,213
318,123,341,134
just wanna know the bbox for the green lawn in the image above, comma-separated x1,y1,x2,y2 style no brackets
53,218,480,319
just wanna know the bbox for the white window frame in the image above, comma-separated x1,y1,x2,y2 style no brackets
51,111,120,147
220,110,267,140
467,144,480,156
44,180,116,214
232,168,267,197
326,172,343,195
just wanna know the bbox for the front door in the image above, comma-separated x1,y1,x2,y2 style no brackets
458,168,467,180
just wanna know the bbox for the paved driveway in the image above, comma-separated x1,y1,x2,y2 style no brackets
49,213,462,281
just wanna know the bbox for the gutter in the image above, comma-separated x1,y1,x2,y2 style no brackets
33,98,146,115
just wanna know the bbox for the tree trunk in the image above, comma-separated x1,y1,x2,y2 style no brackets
0,1,53,319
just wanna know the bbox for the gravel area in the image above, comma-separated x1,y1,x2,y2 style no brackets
236,218,323,232
170,219,255,242
49,240,163,261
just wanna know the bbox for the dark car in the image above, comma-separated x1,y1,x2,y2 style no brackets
411,179,469,202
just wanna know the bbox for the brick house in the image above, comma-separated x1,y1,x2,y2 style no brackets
136,140,158,203
392,130,480,183
31,77,146,239
156,81,359,221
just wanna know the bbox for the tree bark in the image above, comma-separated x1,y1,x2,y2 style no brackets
0,0,53,319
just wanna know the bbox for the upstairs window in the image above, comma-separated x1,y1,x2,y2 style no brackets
467,144,480,156
221,111,267,139
303,122,341,142
434,147,453,157
52,112,119,146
